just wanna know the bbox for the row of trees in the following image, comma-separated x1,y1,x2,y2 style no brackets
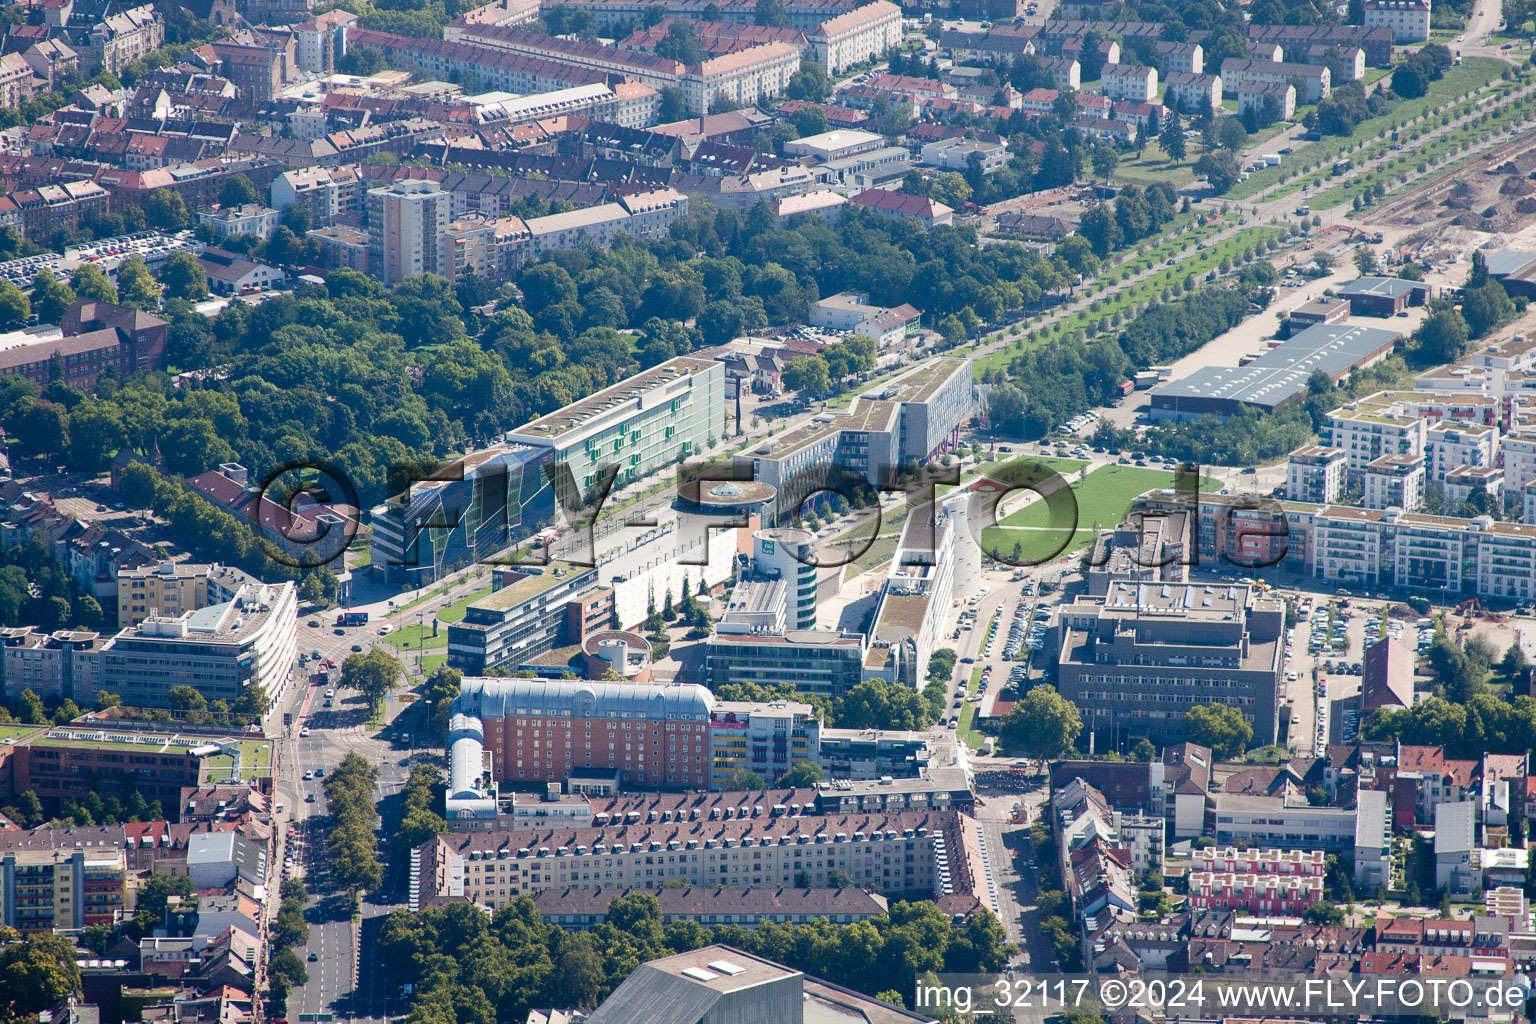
268,877,312,1014
393,764,450,863
984,264,1277,442
325,752,385,894
378,891,1012,1021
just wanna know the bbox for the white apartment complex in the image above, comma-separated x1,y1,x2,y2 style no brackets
1100,63,1157,103
808,0,902,75
1364,0,1431,42
1286,445,1347,504
1219,57,1330,102
1326,402,1429,477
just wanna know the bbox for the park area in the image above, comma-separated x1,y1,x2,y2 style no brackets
979,463,1218,564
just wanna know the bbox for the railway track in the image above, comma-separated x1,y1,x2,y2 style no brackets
1367,122,1536,222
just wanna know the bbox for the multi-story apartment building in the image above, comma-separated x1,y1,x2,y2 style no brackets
1235,80,1296,122
1054,580,1286,745
1363,453,1426,511
1208,792,1362,850
507,0,877,32
1327,401,1429,477
412,806,962,912
807,0,900,74
99,581,296,708
87,4,163,76
816,728,929,778
0,181,111,244
0,629,106,702
1427,421,1499,484
367,178,452,287
0,53,36,110
1247,24,1394,67
346,29,612,94
1501,430,1536,493
294,10,357,73
272,165,363,227
1286,445,1347,504
308,225,370,274
0,847,129,931
1445,464,1503,506
1219,57,1330,101
114,564,258,629
708,698,821,788
1153,40,1203,74
1187,847,1326,914
1161,71,1222,115
1135,489,1536,604
1100,63,1157,102
1364,0,1431,42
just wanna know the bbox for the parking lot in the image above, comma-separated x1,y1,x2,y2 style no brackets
1272,591,1441,754
0,230,202,303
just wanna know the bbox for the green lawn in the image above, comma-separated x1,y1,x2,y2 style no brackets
438,584,494,623
238,739,272,768
981,526,1100,563
956,697,985,750
418,653,448,675
386,623,448,652
0,724,46,742
1000,464,1219,532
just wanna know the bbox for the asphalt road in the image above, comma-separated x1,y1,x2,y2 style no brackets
270,627,417,1024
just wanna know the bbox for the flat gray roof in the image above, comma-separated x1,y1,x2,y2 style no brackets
1485,249,1536,279
1339,276,1423,299
1152,322,1401,411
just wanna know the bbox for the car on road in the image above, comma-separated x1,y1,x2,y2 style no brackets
308,620,320,627
300,728,310,737
350,643,363,652
309,952,319,962
333,628,344,635
304,771,313,779
306,793,316,802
